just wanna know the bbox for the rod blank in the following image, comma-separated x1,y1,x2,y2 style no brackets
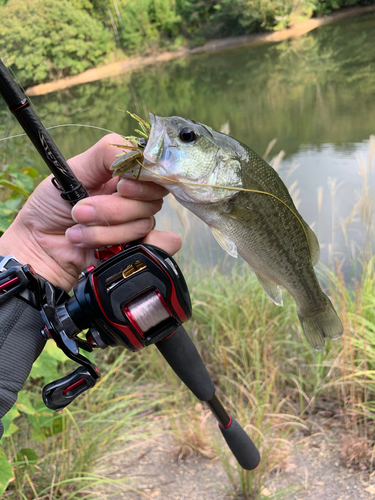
0,59,87,204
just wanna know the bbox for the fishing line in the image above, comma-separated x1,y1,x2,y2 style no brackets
130,160,313,259
1,122,128,242
0,124,120,142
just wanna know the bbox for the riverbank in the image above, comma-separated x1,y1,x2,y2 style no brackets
26,4,375,97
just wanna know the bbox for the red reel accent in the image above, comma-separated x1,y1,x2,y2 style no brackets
94,245,124,261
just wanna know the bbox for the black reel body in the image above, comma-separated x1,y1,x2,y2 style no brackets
41,244,192,410
70,244,191,350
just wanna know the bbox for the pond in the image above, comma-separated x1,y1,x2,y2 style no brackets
1,12,375,278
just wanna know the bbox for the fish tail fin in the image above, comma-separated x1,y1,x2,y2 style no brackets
297,297,343,351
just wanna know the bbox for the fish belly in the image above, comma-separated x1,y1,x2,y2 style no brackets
180,198,343,350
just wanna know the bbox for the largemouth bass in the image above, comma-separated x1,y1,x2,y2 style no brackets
112,114,344,350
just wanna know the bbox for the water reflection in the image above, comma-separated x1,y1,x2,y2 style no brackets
1,12,374,275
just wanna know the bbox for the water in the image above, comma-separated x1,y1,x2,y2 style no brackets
1,12,375,275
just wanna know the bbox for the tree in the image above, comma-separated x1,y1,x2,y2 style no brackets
0,0,115,86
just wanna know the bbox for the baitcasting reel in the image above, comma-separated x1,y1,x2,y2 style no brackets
0,58,261,471
40,243,192,409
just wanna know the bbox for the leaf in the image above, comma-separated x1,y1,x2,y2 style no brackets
15,391,37,416
29,348,60,383
27,402,55,430
32,427,47,442
0,216,15,233
28,403,63,441
134,128,149,138
4,197,22,210
44,340,68,363
0,454,14,495
21,167,39,178
16,448,38,469
10,171,34,192
0,406,20,438
0,179,29,196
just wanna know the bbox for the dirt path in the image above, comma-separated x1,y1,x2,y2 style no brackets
91,414,375,500
269,416,375,500
26,5,375,97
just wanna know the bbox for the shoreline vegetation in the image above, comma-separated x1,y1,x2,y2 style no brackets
0,0,375,500
0,0,368,96
19,3,375,96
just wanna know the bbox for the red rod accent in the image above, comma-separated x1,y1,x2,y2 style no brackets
62,378,86,394
219,415,233,429
0,276,19,291
11,101,29,112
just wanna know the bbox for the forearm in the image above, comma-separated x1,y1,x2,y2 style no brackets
0,297,45,438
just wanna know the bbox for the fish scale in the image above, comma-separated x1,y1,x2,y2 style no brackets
111,113,344,351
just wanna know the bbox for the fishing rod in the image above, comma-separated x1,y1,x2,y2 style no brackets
0,58,260,471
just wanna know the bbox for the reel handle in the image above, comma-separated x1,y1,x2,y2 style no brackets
156,326,260,470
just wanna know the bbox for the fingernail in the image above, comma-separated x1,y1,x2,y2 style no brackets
72,205,95,223
66,226,82,244
117,179,143,197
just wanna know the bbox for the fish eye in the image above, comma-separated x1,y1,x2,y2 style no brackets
179,128,197,143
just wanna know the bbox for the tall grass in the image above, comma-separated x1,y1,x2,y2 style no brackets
2,350,170,499
2,136,375,499
141,134,375,498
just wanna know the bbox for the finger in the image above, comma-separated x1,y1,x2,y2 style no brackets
141,230,182,256
65,218,155,248
117,178,170,200
68,134,131,190
71,194,163,225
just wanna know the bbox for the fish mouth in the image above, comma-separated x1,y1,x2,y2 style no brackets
144,113,162,162
148,112,156,131
144,113,170,167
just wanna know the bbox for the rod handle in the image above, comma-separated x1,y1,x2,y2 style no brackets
156,325,215,401
219,416,260,470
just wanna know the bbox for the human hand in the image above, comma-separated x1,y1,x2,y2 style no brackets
0,134,181,291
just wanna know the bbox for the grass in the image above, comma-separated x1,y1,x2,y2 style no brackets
2,136,375,499
2,350,170,499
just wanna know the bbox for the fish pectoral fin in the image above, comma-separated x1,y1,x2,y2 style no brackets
303,222,320,267
255,272,283,306
210,227,238,258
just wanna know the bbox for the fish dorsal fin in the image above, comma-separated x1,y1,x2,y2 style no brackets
210,227,238,258
303,222,320,267
255,272,283,306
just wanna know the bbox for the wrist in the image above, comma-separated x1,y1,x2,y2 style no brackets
0,222,75,292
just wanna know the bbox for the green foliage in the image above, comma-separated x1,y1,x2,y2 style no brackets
1,348,165,498
0,341,68,496
0,453,13,495
0,157,42,235
175,0,373,39
0,0,115,86
105,0,182,53
0,0,372,85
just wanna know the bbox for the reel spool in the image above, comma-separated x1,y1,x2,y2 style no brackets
125,289,171,335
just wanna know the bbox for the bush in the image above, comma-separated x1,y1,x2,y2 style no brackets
103,0,182,53
0,0,115,86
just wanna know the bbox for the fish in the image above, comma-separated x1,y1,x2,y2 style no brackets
111,113,344,350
